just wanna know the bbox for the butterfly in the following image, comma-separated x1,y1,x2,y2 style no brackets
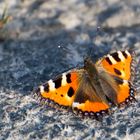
33,49,137,119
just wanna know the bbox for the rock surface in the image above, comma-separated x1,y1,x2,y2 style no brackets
0,0,140,140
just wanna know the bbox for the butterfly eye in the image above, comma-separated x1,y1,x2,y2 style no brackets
84,57,93,67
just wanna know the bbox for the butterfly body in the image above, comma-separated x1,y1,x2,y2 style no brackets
33,49,136,119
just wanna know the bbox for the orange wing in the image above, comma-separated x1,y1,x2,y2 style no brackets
96,50,136,105
71,73,110,117
33,68,110,118
97,50,135,80
33,69,87,108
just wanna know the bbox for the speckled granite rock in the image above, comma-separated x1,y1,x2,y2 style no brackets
0,0,140,140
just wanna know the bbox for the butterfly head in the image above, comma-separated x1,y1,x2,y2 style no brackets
84,57,99,80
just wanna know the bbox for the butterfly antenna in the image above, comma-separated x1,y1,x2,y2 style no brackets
85,26,104,60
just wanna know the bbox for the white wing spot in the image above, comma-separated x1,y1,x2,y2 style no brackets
39,86,44,93
118,51,125,61
62,73,67,86
72,102,80,108
125,50,130,56
48,79,55,91
123,80,128,85
107,55,117,64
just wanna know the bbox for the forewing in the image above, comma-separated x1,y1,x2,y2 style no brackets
96,50,136,81
33,69,84,108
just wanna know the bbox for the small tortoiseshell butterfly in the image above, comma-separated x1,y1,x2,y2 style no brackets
33,49,137,119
